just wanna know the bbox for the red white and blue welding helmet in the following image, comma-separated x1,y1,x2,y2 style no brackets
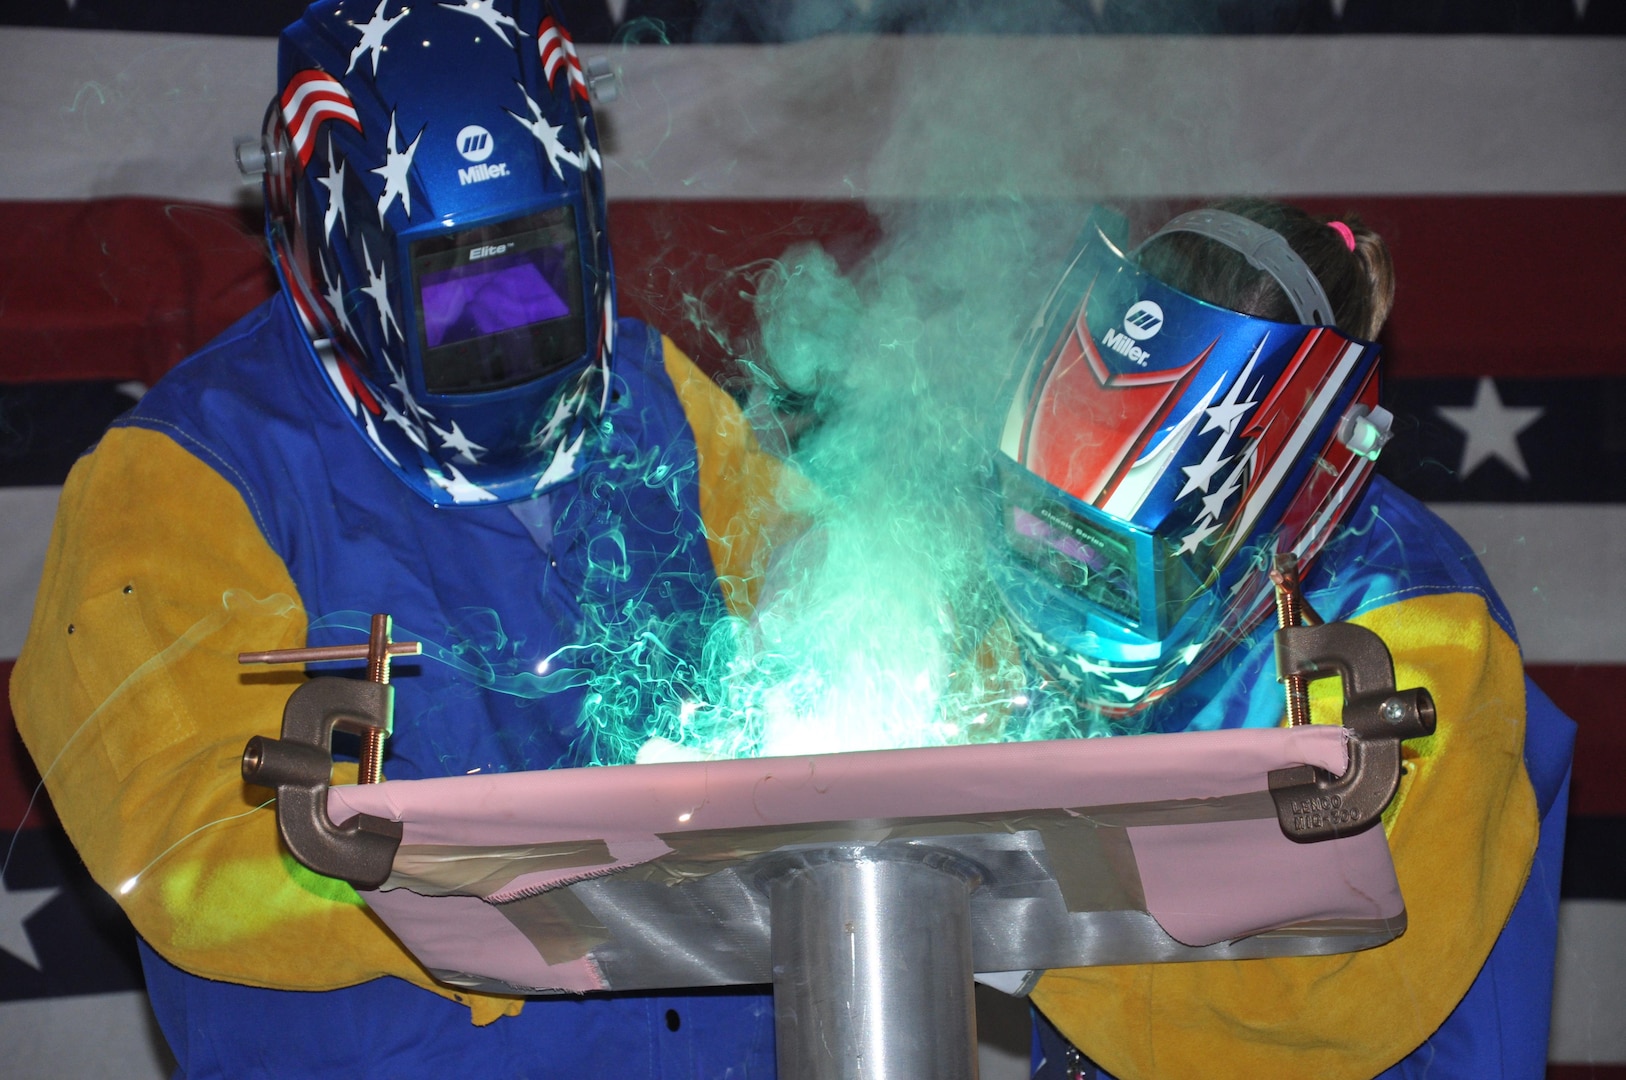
989,208,1394,715
258,0,613,505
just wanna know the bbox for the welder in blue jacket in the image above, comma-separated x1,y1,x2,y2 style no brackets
992,201,1573,1080
11,2,786,1075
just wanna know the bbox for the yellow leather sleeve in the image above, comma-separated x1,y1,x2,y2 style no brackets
661,336,800,616
1030,591,1539,1079
9,426,520,1024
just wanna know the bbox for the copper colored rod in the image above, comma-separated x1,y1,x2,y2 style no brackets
238,642,421,666
358,615,392,785
239,616,415,784
1272,554,1312,727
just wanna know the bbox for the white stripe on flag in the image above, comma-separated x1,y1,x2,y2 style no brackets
1430,503,1626,665
1550,900,1626,1064
0,29,1621,205
0,487,58,661
0,991,174,1079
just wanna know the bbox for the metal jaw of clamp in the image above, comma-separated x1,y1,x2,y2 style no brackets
1266,554,1437,842
238,615,416,889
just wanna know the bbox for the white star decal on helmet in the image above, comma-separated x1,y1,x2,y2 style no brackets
1176,514,1223,556
384,357,434,423
316,136,349,242
1100,677,1153,702
359,408,403,466
1175,433,1235,501
380,391,430,451
372,111,422,221
1199,343,1263,438
430,419,488,465
534,430,586,491
360,237,403,344
1101,373,1223,520
507,84,583,180
318,250,358,345
427,462,499,503
437,0,519,44
1199,451,1251,522
348,0,411,77
530,388,582,451
1176,347,1262,501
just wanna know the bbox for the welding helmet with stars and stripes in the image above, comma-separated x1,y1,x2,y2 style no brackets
255,0,614,506
987,207,1396,717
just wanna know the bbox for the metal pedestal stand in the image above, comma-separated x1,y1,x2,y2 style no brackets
767,845,982,1080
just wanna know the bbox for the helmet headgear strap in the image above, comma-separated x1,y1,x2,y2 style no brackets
1139,209,1336,327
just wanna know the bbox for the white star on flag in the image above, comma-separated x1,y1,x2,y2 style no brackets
438,0,519,44
431,419,488,464
0,876,59,970
360,239,402,344
348,0,411,76
316,138,349,241
372,111,422,221
1437,376,1544,481
428,462,499,503
508,85,583,179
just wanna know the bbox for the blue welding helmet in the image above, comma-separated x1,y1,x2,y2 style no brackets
988,208,1394,715
259,0,613,505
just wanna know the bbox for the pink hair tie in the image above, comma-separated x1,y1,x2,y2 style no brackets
1329,220,1357,252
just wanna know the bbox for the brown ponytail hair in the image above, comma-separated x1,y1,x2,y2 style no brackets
1137,198,1396,340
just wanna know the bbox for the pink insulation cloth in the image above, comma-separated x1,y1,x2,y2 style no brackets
329,725,1403,993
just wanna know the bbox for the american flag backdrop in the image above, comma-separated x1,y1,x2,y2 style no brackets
1,2,1622,1077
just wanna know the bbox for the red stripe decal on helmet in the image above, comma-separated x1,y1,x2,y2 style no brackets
280,70,362,167
538,16,589,101
334,355,381,416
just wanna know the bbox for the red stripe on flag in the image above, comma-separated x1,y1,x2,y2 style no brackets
2,195,1622,386
1291,195,1626,380
1528,664,1626,818
0,198,275,385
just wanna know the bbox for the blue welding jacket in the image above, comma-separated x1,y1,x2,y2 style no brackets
1029,476,1576,1080
115,297,778,1077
